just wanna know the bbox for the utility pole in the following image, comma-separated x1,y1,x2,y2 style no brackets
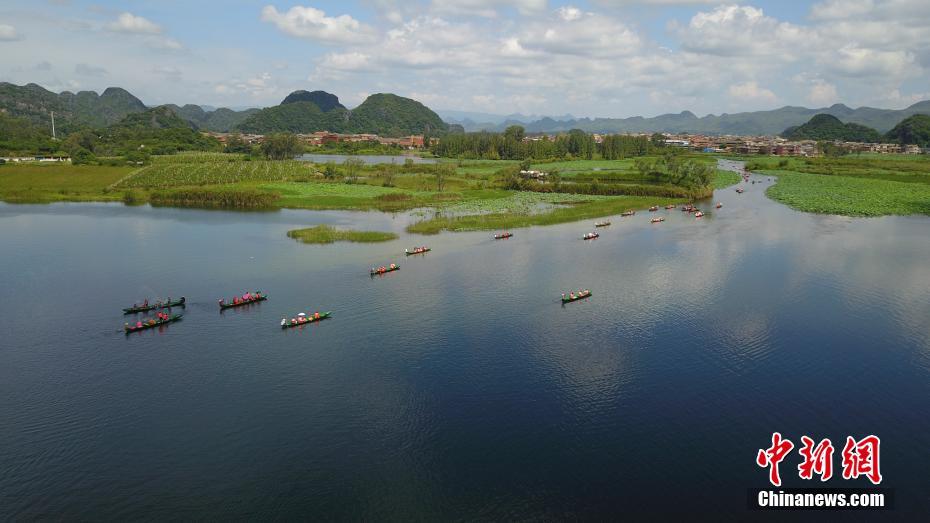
51,111,57,141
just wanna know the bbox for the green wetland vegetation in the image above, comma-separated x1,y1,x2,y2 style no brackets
286,225,398,244
0,150,729,231
743,155,930,217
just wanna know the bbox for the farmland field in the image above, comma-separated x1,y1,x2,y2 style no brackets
0,164,134,202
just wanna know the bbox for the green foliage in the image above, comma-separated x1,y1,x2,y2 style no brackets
280,90,345,111
286,225,398,244
600,134,653,159
0,112,55,155
149,188,280,208
634,153,715,188
261,133,303,160
885,114,930,147
782,114,885,142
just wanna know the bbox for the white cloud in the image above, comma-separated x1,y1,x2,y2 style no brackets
808,79,838,105
147,36,184,51
261,5,376,44
106,12,162,34
319,51,370,71
557,6,582,22
0,23,22,41
728,81,776,103
430,0,547,18
674,5,810,59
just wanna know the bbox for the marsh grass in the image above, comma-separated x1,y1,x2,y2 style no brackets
287,225,398,244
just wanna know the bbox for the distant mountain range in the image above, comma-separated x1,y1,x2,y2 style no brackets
3,81,930,138
0,82,448,137
458,103,930,136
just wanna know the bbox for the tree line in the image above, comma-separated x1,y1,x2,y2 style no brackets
432,125,667,160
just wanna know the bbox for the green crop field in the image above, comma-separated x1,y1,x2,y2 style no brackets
0,164,134,202
119,160,316,188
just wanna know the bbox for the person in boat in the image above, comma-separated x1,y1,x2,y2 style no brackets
314,312,320,319
281,318,287,326
136,321,143,328
570,292,575,300
405,248,408,254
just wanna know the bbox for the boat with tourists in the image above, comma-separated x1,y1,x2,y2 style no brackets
583,232,600,240
665,204,676,210
594,221,611,228
651,217,665,223
695,211,705,218
621,210,636,217
281,311,332,328
125,312,182,333
649,206,659,212
736,188,745,194
123,296,185,314
716,203,723,209
371,264,399,276
405,247,430,255
494,232,514,240
218,292,266,309
562,290,592,303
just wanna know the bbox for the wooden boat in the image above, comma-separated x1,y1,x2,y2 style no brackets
651,217,665,223
583,232,599,240
370,265,400,276
123,297,185,314
621,210,636,217
405,247,431,256
594,221,611,228
281,311,332,328
218,293,267,309
665,204,676,210
125,313,182,333
649,206,659,212
562,291,592,303
695,211,705,218
494,232,514,240
716,203,723,209
736,188,745,194
681,205,695,212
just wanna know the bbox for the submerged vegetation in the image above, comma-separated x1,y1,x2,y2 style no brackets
287,225,398,244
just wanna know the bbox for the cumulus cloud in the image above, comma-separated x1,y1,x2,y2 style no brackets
807,79,838,105
0,23,22,41
673,5,810,59
728,81,777,103
261,5,376,44
106,12,162,34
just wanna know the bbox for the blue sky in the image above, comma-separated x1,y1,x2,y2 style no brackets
1,0,929,118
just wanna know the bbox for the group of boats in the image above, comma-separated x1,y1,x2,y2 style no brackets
122,186,749,334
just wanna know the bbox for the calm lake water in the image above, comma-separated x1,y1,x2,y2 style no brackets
296,153,437,165
2,162,929,519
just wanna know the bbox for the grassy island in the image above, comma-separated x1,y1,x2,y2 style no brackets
287,225,398,244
